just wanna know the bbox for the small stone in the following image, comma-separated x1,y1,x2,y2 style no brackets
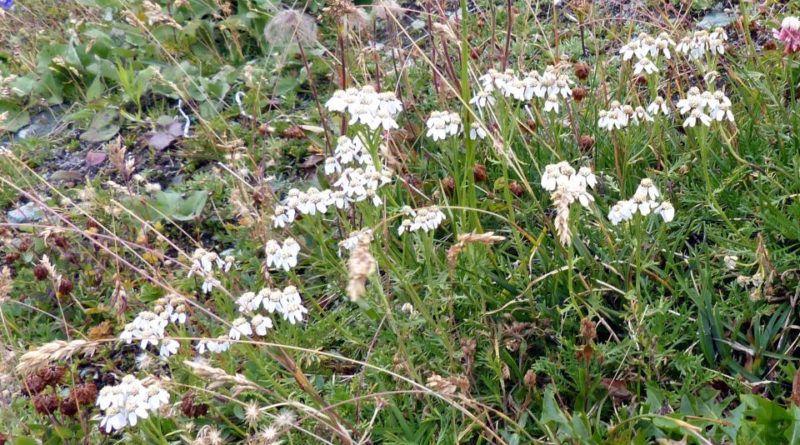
7,202,44,224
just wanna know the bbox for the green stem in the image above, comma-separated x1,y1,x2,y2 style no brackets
459,0,479,231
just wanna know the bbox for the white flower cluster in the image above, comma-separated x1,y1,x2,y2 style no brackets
397,206,447,235
195,336,232,354
265,238,301,272
324,135,372,175
425,111,462,141
188,248,233,294
540,162,597,207
620,32,676,62
676,87,734,128
235,285,308,326
676,28,728,60
469,90,496,108
540,162,598,246
272,137,393,229
477,66,573,112
647,96,671,117
597,101,654,130
325,85,403,131
598,101,630,130
608,178,675,225
334,165,392,205
469,121,488,140
633,57,658,76
96,375,169,432
120,294,187,358
598,97,672,131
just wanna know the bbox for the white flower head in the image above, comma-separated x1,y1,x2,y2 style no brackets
97,376,169,432
397,206,446,235
426,111,462,141
279,286,308,324
229,317,253,340
251,314,274,336
609,178,674,226
598,101,630,131
469,121,488,140
265,238,300,272
633,57,658,75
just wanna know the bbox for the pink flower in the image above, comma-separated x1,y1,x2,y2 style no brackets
774,17,800,54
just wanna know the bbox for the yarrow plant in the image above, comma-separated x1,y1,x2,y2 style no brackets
476,64,574,113
598,98,670,131
325,85,403,131
324,135,372,174
597,101,630,131
540,162,597,246
187,248,233,293
265,238,301,272
235,285,307,325
119,294,187,358
608,178,674,225
619,32,676,61
426,111,462,141
676,87,734,128
273,135,393,229
676,27,728,61
647,96,671,117
96,375,169,432
397,206,447,235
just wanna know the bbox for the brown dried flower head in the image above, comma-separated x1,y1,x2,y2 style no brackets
38,365,66,387
580,317,597,343
21,374,46,396
442,176,455,197
60,397,79,416
181,393,210,418
523,369,537,389
57,278,73,297
32,393,59,415
509,181,524,197
574,62,591,80
73,382,98,405
33,264,49,281
578,134,595,152
473,164,488,182
572,86,587,102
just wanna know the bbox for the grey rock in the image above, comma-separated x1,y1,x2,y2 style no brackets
7,202,44,224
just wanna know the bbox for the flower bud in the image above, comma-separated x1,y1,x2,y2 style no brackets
509,181,524,197
523,369,537,390
57,278,73,296
33,264,49,281
473,164,488,182
578,134,595,152
572,86,587,102
574,62,591,80
442,176,455,197
32,393,59,415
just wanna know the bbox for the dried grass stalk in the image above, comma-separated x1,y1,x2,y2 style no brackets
447,231,505,268
16,340,97,375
